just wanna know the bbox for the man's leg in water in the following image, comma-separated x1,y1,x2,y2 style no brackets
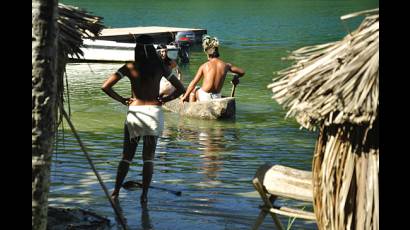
111,124,139,199
140,135,158,204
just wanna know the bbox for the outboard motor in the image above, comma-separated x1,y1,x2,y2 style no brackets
175,31,195,64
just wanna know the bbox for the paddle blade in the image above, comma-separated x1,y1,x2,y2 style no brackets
122,180,142,191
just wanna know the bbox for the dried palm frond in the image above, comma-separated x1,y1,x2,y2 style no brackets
57,3,105,58
268,9,378,130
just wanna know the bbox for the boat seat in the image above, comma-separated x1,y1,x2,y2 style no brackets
252,164,316,230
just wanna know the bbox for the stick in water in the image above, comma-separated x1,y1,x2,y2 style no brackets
230,74,239,97
122,180,182,196
62,109,128,230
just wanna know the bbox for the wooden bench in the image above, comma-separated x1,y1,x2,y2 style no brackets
252,164,316,230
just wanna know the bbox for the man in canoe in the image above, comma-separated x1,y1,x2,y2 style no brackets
101,35,185,205
181,35,245,102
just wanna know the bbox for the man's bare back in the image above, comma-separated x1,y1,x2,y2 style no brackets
102,61,185,106
102,62,163,106
181,57,244,102
200,58,230,93
181,34,245,102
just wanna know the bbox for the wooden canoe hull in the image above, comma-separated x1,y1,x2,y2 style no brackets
163,97,235,119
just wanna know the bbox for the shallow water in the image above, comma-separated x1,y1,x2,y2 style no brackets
51,0,378,229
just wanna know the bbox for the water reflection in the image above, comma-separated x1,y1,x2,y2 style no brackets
141,204,153,230
168,117,240,183
197,127,225,181
113,198,154,230
112,199,129,230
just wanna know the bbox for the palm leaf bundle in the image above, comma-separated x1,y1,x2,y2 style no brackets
57,3,105,58
268,9,378,131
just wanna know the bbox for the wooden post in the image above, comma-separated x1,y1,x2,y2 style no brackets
32,0,59,229
252,177,284,230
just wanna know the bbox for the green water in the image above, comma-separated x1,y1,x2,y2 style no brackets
52,1,378,229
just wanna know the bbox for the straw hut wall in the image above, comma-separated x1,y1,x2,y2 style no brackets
268,9,378,230
32,3,103,229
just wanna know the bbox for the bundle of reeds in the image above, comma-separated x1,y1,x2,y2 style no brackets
269,9,379,230
312,120,378,230
57,3,105,58
268,9,378,131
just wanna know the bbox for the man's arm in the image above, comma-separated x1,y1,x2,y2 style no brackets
228,63,245,77
101,64,131,105
180,65,204,101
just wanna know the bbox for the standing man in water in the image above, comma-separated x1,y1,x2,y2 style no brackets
101,35,185,205
180,35,245,102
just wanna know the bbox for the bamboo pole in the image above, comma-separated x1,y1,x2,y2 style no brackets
61,109,128,230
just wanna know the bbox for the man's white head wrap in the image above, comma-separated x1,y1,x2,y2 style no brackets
202,35,219,55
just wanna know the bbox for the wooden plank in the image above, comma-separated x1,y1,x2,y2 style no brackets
252,165,317,230
255,164,313,202
268,207,316,220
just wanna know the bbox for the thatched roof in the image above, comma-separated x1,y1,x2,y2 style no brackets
58,3,105,58
268,9,378,130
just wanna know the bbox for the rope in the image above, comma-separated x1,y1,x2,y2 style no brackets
61,108,129,230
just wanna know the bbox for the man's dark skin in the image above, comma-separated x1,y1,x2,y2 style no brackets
101,61,185,204
102,62,184,106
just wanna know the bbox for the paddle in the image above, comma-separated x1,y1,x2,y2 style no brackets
122,180,182,196
230,74,240,97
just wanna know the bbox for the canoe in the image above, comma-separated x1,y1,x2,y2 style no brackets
162,97,235,119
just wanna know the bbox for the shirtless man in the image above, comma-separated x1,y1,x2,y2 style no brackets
181,35,245,102
101,35,185,205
